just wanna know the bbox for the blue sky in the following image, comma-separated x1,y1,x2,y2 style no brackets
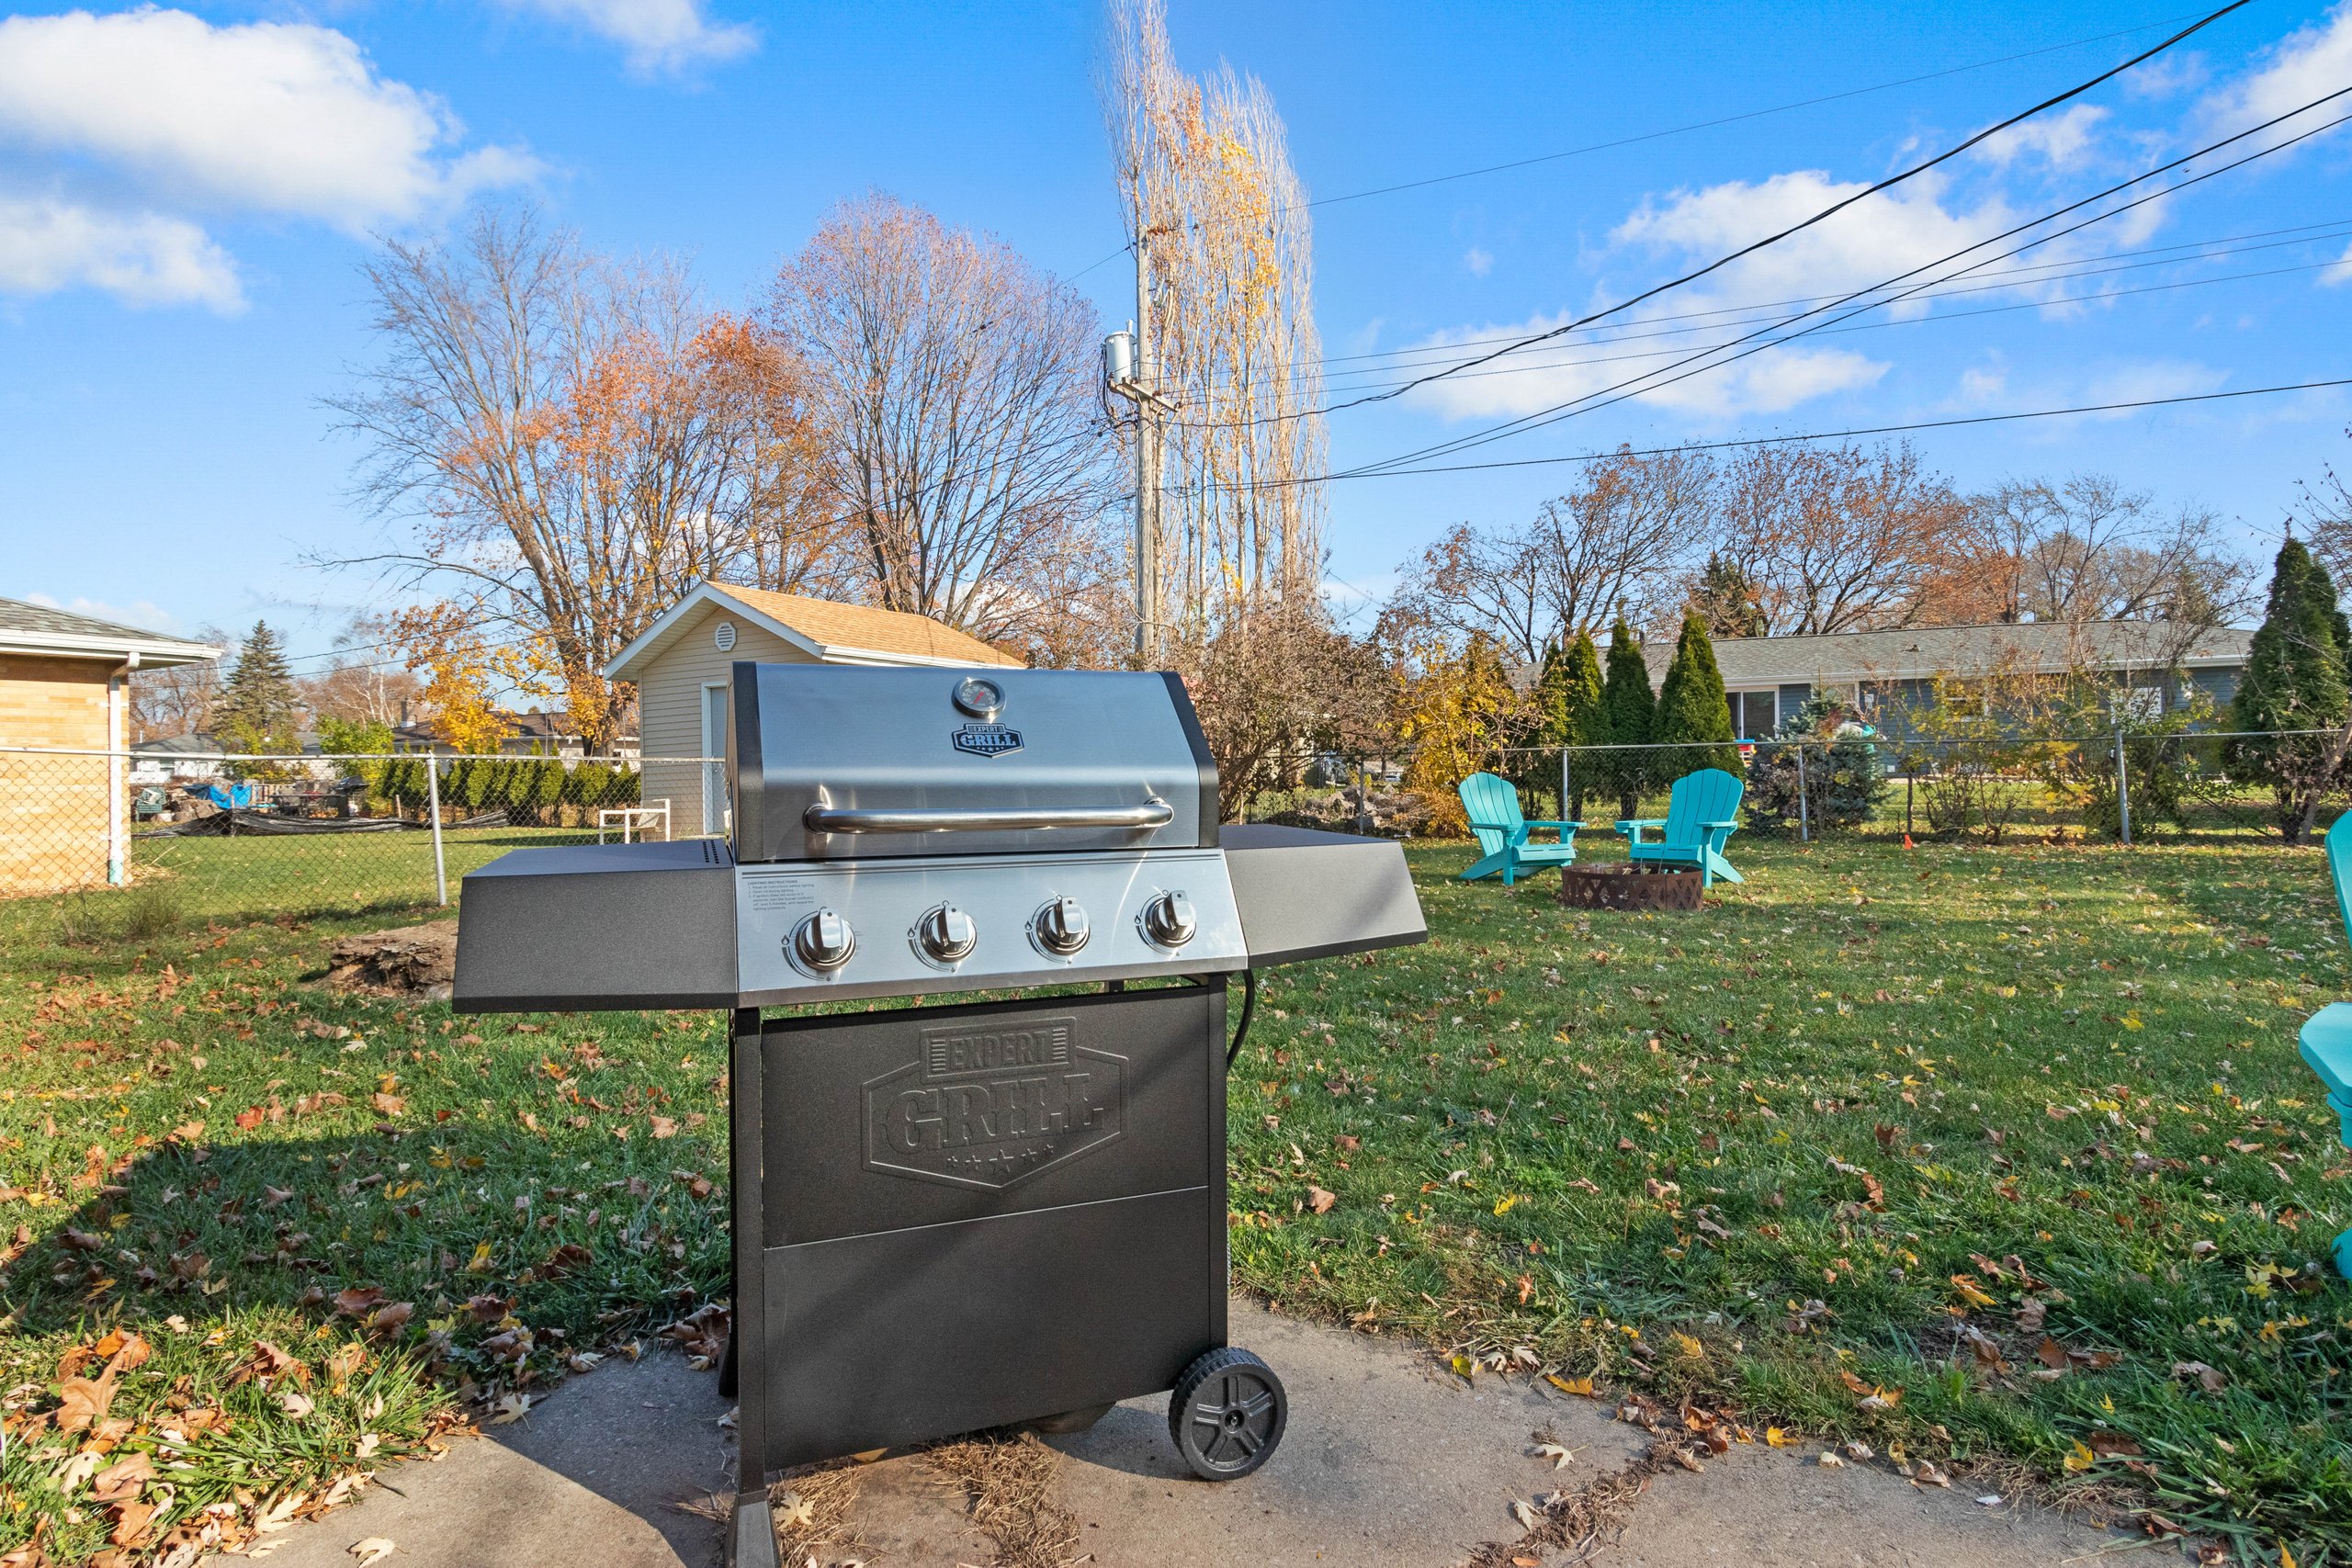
4,0,2350,672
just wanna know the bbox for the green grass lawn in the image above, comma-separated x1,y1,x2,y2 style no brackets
5,830,2352,1563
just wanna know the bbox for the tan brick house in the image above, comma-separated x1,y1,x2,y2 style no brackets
606,584,1021,838
1,598,220,895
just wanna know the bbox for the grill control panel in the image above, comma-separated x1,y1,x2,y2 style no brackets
736,848,1248,1006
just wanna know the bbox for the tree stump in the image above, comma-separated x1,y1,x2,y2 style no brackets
324,923,458,998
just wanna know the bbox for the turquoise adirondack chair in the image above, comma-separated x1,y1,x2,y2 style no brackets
1612,767,1746,888
2296,812,2352,1274
1457,772,1581,886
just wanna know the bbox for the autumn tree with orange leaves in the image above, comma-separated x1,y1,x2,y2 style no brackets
333,209,838,750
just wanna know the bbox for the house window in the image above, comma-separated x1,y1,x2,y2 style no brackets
1729,690,1777,739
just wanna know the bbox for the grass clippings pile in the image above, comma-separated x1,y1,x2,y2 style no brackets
925,1430,1080,1568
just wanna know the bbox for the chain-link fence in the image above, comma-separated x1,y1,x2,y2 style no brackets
1236,728,2352,848
0,748,724,928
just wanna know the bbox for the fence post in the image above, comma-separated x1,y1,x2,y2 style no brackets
2114,728,2132,846
1795,742,1811,843
427,752,448,907
1559,747,1571,824
1355,759,1370,835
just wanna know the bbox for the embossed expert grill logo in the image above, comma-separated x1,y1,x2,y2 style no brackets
951,723,1023,758
864,1016,1125,1190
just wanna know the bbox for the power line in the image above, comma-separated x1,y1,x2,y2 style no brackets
1304,0,2251,420
1171,378,2352,495
1291,224,2352,394
1064,9,2226,279
1306,9,2225,211
1342,87,2352,477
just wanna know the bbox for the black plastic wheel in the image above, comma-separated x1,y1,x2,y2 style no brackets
1167,1347,1286,1481
1026,1402,1114,1435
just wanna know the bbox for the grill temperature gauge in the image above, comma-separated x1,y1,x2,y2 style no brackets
790,908,855,973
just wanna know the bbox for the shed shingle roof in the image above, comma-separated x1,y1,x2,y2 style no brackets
707,586,1023,667
1638,619,2252,690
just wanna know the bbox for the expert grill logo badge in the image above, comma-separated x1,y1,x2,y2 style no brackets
864,1017,1125,1190
951,723,1023,758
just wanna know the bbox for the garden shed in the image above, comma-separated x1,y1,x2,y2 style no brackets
605,583,1022,838
0,597,220,895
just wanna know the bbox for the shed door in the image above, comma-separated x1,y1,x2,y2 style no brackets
702,682,729,836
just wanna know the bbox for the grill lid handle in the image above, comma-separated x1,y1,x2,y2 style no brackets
802,798,1174,834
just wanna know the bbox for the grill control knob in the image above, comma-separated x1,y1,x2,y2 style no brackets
1033,897,1090,956
792,908,855,972
1142,890,1197,949
917,903,978,964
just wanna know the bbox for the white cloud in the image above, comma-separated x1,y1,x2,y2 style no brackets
2325,239,2352,287
1973,104,2109,172
0,196,240,310
1463,246,1493,277
2084,358,2229,417
1609,170,2014,313
0,9,536,231
500,0,757,73
2201,2,2352,141
1956,365,2007,404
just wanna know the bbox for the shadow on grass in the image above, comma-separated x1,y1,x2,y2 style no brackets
3,1116,733,1563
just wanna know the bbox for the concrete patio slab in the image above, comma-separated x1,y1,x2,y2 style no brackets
209,1298,2121,1568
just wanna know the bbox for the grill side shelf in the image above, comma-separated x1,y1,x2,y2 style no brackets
453,841,739,1013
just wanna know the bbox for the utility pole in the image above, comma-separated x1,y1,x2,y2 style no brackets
1104,227,1170,666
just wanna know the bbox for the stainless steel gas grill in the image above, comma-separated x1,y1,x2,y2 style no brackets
452,663,1425,1568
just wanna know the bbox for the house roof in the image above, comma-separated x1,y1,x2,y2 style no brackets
605,582,1023,681
0,596,221,668
1641,619,2255,690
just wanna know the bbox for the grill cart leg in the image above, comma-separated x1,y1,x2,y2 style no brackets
726,1007,776,1568
730,1495,781,1568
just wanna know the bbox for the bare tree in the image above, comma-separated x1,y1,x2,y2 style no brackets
1385,446,1717,665
128,624,228,743
1536,446,1719,638
1724,441,1968,636
332,209,818,748
300,616,423,728
1105,0,1327,632
765,193,1120,645
1964,473,2249,630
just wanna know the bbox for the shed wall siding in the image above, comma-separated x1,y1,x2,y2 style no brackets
0,656,112,893
634,606,815,837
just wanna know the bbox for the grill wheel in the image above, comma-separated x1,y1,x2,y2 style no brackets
1168,1347,1287,1481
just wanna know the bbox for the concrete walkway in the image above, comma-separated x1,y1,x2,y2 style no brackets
218,1301,2115,1568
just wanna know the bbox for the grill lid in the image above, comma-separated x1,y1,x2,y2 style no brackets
729,663,1216,863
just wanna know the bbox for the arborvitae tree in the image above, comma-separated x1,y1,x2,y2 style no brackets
215,620,300,753
2233,538,2352,841
1653,609,1741,778
1595,615,1657,818
1547,631,1607,818
1690,553,1767,637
